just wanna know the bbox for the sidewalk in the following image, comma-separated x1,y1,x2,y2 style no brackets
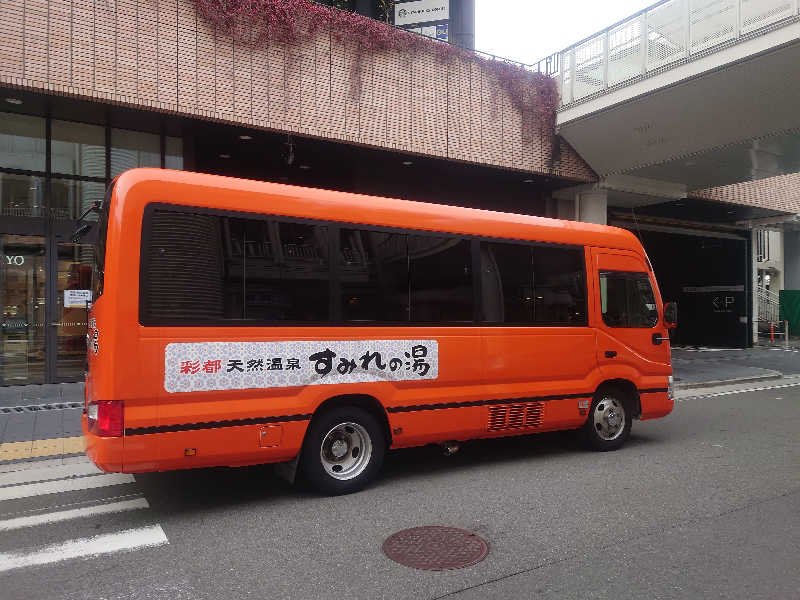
672,345,800,389
0,383,85,464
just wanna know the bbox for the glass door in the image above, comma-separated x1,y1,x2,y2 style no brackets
50,242,97,382
1,235,47,385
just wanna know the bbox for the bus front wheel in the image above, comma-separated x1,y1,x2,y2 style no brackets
582,387,632,451
299,406,386,495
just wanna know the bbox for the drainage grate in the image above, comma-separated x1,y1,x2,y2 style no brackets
0,402,82,414
382,526,488,570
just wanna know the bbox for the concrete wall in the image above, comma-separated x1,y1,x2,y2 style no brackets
0,0,594,182
757,229,785,291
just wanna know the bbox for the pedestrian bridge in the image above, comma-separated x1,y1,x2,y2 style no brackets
549,0,800,193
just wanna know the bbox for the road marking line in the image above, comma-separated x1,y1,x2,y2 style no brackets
678,380,800,401
0,462,102,488
0,497,149,531
0,436,84,462
0,524,168,573
0,473,135,501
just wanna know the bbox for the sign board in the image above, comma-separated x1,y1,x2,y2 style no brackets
395,0,449,26
64,289,92,308
164,339,439,393
407,23,449,41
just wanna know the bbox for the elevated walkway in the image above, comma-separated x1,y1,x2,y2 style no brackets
547,0,800,194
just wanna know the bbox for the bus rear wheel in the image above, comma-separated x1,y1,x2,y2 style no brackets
582,387,632,451
299,406,386,495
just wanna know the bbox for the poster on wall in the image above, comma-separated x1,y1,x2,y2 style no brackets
64,289,92,308
395,0,449,26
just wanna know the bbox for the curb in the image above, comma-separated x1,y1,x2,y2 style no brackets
674,370,783,391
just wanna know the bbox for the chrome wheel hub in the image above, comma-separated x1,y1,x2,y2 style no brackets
593,396,626,441
320,422,373,481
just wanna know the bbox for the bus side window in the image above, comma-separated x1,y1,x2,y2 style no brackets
339,228,408,322
408,236,473,323
479,242,586,326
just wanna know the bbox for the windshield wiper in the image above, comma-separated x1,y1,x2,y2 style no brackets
70,201,102,242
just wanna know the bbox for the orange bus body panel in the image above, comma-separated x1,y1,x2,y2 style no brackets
84,169,672,474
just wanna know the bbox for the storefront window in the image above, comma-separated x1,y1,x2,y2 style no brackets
0,112,46,172
51,120,106,178
1,235,46,385
55,242,96,380
50,179,105,220
0,173,45,218
0,110,184,383
0,113,45,171
111,128,160,177
166,136,184,170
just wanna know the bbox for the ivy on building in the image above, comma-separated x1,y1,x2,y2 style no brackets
194,0,558,138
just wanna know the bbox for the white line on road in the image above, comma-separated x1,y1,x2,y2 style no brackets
0,473,135,501
0,497,149,531
0,525,168,573
0,462,102,488
678,380,800,402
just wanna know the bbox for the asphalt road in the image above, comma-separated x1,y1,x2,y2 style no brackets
1,383,799,600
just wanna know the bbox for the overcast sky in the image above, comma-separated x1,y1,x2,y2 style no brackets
475,0,654,64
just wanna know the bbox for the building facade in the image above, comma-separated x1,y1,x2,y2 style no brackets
0,0,594,385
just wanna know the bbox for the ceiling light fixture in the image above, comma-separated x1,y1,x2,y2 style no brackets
522,178,534,183
5,98,23,105
402,160,413,166
239,135,252,141
219,153,231,159
299,164,311,170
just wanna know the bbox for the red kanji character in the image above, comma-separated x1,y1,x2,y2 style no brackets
203,359,221,374
180,360,200,374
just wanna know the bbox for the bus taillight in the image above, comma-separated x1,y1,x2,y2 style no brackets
87,401,124,437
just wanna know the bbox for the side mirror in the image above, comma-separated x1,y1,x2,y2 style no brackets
70,222,92,243
664,301,678,329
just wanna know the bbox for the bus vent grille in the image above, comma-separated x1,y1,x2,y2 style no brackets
488,402,544,431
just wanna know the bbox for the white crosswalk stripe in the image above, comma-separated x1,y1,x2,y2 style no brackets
0,497,150,531
0,457,168,572
0,525,168,573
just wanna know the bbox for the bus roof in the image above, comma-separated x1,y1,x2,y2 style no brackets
115,168,643,252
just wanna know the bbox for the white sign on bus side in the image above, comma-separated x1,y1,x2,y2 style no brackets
164,339,439,393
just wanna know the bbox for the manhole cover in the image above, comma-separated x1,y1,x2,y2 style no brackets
382,526,488,570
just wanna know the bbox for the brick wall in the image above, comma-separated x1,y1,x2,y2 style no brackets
0,0,595,182
690,173,800,214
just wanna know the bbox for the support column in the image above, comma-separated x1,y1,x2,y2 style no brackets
576,189,608,225
552,184,607,224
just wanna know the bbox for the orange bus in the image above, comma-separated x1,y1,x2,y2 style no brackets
83,168,675,494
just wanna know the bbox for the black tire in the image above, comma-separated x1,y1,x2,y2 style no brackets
299,406,386,495
581,387,632,451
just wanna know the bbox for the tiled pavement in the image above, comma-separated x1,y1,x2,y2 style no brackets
0,384,84,464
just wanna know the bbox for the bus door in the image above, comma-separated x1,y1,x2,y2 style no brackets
590,249,670,377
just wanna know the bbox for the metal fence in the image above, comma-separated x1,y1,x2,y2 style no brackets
757,285,780,324
550,0,800,105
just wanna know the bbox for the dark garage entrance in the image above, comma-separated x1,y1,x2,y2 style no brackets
628,228,750,348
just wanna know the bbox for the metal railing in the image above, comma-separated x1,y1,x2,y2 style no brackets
757,285,780,324
548,0,800,106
